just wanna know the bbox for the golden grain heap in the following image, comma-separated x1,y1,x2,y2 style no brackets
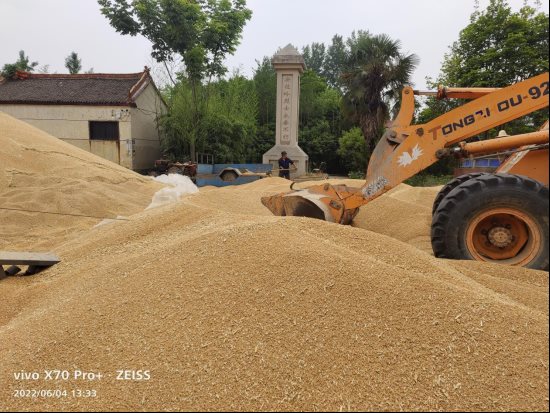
0,113,548,412
0,112,162,250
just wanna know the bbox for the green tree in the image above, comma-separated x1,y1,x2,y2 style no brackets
301,37,347,89
161,73,258,163
65,52,82,74
300,70,329,125
442,0,548,87
341,31,419,153
251,57,277,162
202,74,258,162
420,0,549,136
1,50,39,79
253,57,276,126
337,127,368,176
98,0,252,160
298,70,345,173
302,42,326,76
324,34,347,90
160,80,196,160
301,120,340,172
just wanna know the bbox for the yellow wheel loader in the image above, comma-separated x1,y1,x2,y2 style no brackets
262,73,550,270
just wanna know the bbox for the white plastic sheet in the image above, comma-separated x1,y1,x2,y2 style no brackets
147,174,199,210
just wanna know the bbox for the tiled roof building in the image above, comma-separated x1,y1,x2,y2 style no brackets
0,68,166,172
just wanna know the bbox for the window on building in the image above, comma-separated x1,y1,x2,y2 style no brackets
89,121,120,141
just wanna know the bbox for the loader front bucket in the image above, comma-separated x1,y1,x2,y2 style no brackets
261,190,332,221
261,184,363,225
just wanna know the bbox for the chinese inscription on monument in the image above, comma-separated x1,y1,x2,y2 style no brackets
281,74,293,145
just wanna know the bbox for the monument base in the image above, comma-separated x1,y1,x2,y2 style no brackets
263,145,309,178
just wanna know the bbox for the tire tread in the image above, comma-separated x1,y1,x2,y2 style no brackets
431,174,549,270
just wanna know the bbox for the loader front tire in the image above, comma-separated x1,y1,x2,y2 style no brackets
431,174,549,270
432,172,488,216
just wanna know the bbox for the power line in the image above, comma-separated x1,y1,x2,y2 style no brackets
0,207,130,221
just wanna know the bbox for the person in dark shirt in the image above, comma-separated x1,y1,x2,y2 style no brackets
278,151,295,180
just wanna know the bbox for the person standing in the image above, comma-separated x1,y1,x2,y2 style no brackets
278,151,295,180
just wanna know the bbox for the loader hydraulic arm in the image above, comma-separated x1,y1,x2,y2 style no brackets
262,73,550,225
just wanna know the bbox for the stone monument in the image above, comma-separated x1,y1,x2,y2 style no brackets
263,44,309,177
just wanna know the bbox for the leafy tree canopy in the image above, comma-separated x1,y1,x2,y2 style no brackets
324,35,347,90
301,35,347,90
420,0,549,137
302,42,326,76
441,0,548,87
98,0,252,82
1,50,38,79
337,127,368,176
253,57,276,126
99,0,252,160
65,52,82,74
160,73,258,163
299,70,344,172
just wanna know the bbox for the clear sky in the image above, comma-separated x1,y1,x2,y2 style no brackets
1,0,548,89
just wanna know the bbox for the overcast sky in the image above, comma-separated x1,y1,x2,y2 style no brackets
1,0,548,89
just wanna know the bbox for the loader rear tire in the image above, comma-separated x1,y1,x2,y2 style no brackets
432,172,488,216
431,174,549,270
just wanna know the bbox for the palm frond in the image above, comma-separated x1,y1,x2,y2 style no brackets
340,31,419,140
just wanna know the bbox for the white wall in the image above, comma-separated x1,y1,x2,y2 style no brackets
0,83,166,172
130,83,166,171
0,104,134,169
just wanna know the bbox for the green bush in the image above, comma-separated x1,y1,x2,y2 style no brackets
348,171,366,179
405,174,453,187
337,128,368,174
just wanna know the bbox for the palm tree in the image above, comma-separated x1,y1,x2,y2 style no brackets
342,32,419,153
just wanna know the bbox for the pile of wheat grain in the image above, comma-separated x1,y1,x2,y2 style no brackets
0,112,162,250
0,173,547,411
